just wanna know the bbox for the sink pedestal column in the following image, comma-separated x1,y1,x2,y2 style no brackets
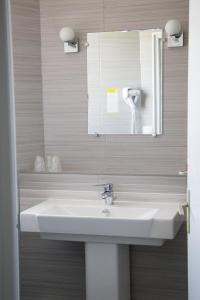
85,243,130,300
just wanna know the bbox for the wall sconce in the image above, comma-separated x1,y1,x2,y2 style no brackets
59,27,79,53
165,19,183,48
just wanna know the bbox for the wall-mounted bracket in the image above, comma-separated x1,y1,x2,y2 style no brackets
179,190,190,234
64,39,79,53
167,33,183,48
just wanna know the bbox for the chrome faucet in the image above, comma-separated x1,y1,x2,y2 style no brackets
96,183,114,206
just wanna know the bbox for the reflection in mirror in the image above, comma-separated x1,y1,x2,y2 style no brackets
87,29,163,136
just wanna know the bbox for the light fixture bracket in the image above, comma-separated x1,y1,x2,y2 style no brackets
64,39,79,53
167,32,183,48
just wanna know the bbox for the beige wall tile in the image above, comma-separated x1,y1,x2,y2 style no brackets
11,0,45,172
40,0,188,175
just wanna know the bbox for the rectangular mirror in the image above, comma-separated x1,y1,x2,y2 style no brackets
87,29,163,136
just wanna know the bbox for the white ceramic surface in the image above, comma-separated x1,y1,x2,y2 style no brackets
20,194,184,242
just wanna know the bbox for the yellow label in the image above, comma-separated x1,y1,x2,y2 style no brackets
106,87,118,94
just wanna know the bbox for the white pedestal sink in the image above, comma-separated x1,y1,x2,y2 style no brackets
20,194,185,300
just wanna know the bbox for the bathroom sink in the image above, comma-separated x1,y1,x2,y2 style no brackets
20,194,185,300
20,197,184,245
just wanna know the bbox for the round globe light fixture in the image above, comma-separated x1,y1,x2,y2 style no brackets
165,19,183,48
59,27,79,53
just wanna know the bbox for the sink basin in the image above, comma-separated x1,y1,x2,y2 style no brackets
20,197,184,245
38,204,158,238
48,204,158,219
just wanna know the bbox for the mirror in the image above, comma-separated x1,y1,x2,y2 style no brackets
87,29,163,136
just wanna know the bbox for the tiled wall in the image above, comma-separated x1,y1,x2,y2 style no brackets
12,0,189,175
19,173,187,211
40,0,189,175
11,0,44,171
21,226,188,300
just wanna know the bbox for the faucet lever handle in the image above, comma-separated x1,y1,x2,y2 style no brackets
94,183,113,192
